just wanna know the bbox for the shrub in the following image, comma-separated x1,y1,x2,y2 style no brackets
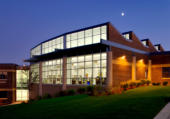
43,94,52,99
59,90,67,96
86,86,95,95
36,96,42,100
93,90,106,96
129,82,136,88
67,89,76,96
122,83,128,91
157,82,161,86
163,81,168,86
141,80,146,85
146,80,151,86
21,101,27,104
152,82,161,86
152,82,156,86
54,92,60,97
136,82,142,87
28,99,34,103
77,87,86,94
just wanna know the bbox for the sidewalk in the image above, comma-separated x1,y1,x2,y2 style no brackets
154,102,170,119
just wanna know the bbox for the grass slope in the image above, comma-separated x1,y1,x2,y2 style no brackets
1,86,170,119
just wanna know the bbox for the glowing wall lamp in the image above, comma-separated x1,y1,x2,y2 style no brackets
121,56,126,60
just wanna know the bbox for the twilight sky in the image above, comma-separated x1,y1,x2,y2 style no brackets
0,0,169,65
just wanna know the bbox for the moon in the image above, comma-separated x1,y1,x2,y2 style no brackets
121,12,125,16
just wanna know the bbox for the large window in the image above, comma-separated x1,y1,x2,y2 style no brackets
66,25,107,48
42,37,64,54
16,70,29,88
16,89,29,101
67,52,107,85
162,67,170,78
31,45,41,57
42,59,63,84
30,63,39,83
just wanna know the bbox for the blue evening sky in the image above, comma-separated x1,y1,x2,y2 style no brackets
0,0,169,65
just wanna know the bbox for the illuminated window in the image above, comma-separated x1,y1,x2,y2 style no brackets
16,90,29,101
42,36,64,54
30,63,39,83
123,34,130,40
42,59,62,84
66,25,107,48
16,70,29,88
66,52,107,85
31,45,41,57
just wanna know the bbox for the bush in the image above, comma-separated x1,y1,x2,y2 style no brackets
67,89,76,96
86,86,95,95
141,80,146,85
136,82,142,87
163,81,168,86
122,83,128,91
129,82,136,88
54,92,60,97
152,82,161,86
146,80,151,86
157,82,161,86
59,90,67,96
77,87,86,94
36,96,42,100
93,90,106,96
28,99,34,103
43,94,52,99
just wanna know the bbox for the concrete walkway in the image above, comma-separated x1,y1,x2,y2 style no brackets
154,102,170,119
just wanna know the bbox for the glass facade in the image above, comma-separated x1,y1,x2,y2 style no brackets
30,24,108,85
42,59,63,84
66,25,107,48
16,70,29,88
66,52,107,85
30,25,107,56
42,37,64,54
31,45,41,57
30,63,39,83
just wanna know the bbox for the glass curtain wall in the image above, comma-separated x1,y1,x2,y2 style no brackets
42,36,64,54
42,59,62,84
67,52,107,85
30,63,39,83
31,45,41,57
66,25,107,48
16,70,29,88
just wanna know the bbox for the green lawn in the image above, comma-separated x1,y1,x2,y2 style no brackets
1,86,170,119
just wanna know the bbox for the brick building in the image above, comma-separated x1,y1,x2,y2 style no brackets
25,22,170,99
0,64,29,105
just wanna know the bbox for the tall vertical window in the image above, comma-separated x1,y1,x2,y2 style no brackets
16,70,29,88
66,52,107,85
42,59,63,84
66,25,107,48
30,63,39,83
